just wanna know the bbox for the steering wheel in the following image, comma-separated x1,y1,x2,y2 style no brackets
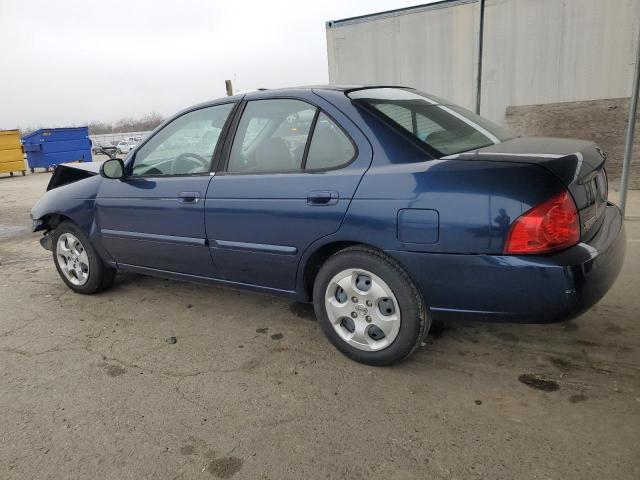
170,152,209,174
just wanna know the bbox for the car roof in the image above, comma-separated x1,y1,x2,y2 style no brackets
172,85,416,120
269,84,363,92
253,84,413,94
191,85,412,106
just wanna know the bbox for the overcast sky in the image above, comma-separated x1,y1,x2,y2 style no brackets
0,0,431,130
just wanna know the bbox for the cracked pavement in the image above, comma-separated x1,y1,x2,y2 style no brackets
1,172,639,479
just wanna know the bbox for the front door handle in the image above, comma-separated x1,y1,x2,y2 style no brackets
178,191,201,204
307,190,339,206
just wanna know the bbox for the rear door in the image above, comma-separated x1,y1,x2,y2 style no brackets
96,102,236,277
205,93,372,290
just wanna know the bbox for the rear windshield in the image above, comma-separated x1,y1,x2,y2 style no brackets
348,88,514,156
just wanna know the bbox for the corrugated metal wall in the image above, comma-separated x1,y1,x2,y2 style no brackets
482,0,640,123
326,0,640,124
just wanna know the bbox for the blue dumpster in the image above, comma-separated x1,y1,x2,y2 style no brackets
22,127,92,172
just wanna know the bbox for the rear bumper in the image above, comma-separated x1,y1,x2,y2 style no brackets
387,203,626,323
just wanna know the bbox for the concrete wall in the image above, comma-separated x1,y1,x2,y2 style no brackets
326,0,480,111
505,98,640,189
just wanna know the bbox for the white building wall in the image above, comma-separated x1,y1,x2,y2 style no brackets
326,0,480,111
326,0,640,123
481,0,640,122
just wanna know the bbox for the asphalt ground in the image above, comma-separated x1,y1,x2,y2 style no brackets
1,170,639,479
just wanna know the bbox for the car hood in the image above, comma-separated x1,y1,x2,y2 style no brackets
47,162,102,191
65,162,102,174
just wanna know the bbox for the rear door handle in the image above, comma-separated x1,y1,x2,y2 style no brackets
178,191,201,204
307,190,339,206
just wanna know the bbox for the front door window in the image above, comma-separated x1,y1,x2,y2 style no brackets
131,103,235,176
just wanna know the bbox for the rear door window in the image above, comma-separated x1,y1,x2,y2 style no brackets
226,99,355,174
227,99,315,173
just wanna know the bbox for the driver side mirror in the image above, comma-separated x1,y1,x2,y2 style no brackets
100,158,125,179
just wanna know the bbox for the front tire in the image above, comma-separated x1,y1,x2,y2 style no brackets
52,221,116,294
313,246,429,366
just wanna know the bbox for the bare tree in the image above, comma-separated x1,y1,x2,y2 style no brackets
89,112,165,134
17,112,165,136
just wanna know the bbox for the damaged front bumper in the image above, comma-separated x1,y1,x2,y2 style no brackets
31,214,52,251
31,215,43,232
39,232,52,251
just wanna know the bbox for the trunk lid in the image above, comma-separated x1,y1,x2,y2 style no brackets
446,137,609,240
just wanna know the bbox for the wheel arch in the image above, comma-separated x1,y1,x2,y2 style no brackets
36,212,74,233
32,205,116,266
300,240,387,301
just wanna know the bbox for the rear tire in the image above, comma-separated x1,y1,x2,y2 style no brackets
52,221,116,294
313,246,429,366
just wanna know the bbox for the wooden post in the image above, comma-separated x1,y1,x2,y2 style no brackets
225,80,233,97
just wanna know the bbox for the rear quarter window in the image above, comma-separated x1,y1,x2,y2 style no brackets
305,113,355,170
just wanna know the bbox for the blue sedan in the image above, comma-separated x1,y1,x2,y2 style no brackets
31,86,625,365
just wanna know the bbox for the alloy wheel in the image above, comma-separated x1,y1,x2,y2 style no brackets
56,233,90,286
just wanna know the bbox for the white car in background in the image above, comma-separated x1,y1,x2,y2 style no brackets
115,141,137,154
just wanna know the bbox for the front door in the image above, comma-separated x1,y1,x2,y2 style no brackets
206,95,372,291
96,102,236,277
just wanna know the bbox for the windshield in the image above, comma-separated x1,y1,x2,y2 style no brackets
348,87,514,156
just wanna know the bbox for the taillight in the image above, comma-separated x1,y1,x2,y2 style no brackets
504,190,580,254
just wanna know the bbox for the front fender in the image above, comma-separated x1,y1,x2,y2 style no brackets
30,175,115,264
31,175,102,234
